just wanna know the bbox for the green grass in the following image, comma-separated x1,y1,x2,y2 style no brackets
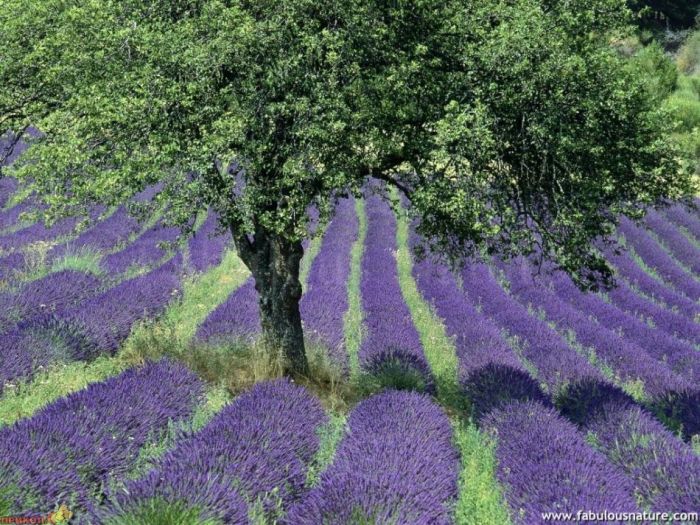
453,420,512,525
305,412,347,487
124,384,231,482
343,197,367,379
394,201,461,406
4,185,33,210
103,498,222,525
0,249,250,427
391,195,512,524
50,248,104,275
0,355,129,427
300,228,325,293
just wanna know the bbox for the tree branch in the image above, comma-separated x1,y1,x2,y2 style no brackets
371,170,415,202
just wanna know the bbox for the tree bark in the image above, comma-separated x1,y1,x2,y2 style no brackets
231,227,309,376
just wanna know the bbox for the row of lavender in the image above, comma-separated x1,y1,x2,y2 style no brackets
0,202,232,392
2,157,700,521
1,363,461,524
189,197,700,521
1,190,171,281
411,204,700,520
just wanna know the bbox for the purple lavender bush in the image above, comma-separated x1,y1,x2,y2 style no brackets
0,200,35,232
0,360,204,519
483,400,639,524
100,379,326,524
102,221,181,275
0,215,87,252
461,262,603,394
195,277,260,344
590,405,700,512
547,267,700,436
618,216,700,301
410,241,543,417
0,252,28,282
664,203,700,242
300,197,358,369
0,261,181,392
48,206,141,261
462,363,550,422
602,243,700,322
652,388,700,439
57,262,181,359
502,258,691,399
0,328,75,395
557,380,700,512
550,271,700,386
186,211,231,273
0,177,17,208
0,270,102,332
644,209,700,276
603,274,700,346
359,194,434,393
284,390,459,525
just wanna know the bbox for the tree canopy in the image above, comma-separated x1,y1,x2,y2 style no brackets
2,0,695,373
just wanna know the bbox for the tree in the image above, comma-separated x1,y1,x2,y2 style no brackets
1,0,694,375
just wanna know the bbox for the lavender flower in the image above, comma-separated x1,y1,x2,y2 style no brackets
187,211,231,273
102,379,326,523
0,328,74,394
549,270,700,436
0,200,34,231
48,206,141,260
300,197,358,369
618,217,700,301
195,277,259,344
359,195,434,392
464,363,551,422
102,221,181,275
644,209,700,276
664,203,700,242
502,258,690,399
550,271,700,386
603,244,700,321
0,252,28,282
461,262,603,394
483,400,639,524
58,262,181,358
0,360,204,519
559,380,700,512
0,177,18,208
284,390,460,524
102,475,248,525
410,240,541,417
0,270,102,332
604,274,700,346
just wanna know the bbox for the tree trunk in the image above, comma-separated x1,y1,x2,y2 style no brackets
232,227,309,376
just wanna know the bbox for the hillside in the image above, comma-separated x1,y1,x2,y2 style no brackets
0,139,699,523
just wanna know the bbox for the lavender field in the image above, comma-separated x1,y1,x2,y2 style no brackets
1,154,699,524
